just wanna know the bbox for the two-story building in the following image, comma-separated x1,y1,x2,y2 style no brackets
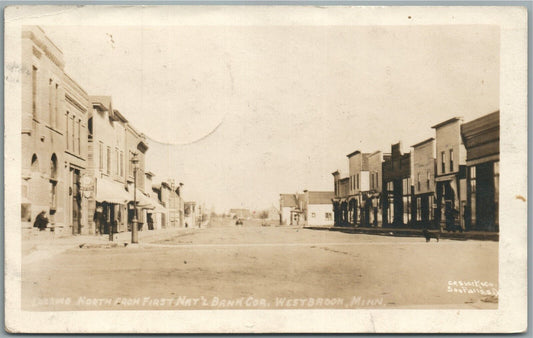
461,111,499,232
382,142,413,227
87,97,131,235
21,26,90,236
411,138,437,228
366,151,384,227
331,171,350,226
432,117,467,231
346,151,371,226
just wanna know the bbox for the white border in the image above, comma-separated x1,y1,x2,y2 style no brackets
4,5,528,333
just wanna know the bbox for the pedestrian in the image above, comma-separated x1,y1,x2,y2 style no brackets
93,205,105,235
34,211,49,231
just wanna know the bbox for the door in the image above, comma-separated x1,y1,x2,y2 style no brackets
70,168,81,235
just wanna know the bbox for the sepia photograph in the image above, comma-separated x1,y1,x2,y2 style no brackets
4,5,528,333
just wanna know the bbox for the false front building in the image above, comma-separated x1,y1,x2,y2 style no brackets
461,111,499,232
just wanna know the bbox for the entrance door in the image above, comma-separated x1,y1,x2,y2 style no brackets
70,168,81,235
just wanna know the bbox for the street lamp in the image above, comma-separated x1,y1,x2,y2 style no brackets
131,152,139,244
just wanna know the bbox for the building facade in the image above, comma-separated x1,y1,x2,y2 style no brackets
346,151,371,226
304,191,334,227
461,111,499,232
87,97,130,235
184,201,197,228
382,142,413,227
332,172,350,226
21,26,90,235
432,118,467,231
411,138,437,228
279,194,305,225
366,151,384,227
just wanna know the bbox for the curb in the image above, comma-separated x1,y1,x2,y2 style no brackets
303,226,499,241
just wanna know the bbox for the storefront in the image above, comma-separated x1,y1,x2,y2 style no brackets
93,177,130,235
461,111,499,232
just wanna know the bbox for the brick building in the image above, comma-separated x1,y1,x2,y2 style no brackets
21,26,90,235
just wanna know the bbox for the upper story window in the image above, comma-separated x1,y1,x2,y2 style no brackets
31,154,39,172
427,170,431,190
32,66,38,119
99,142,104,171
449,149,454,172
441,151,446,174
106,146,111,175
65,111,70,150
48,79,54,126
417,172,421,192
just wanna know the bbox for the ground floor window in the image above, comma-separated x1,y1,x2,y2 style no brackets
387,196,394,224
325,212,332,221
403,196,411,224
416,197,422,221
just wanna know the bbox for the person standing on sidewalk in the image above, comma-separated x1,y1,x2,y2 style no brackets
93,205,105,235
33,211,49,231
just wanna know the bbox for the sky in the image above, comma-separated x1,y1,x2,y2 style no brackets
42,24,500,213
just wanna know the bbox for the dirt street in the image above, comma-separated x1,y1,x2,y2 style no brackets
22,218,498,311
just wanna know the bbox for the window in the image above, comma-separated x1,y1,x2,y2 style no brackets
98,142,104,171
32,66,38,118
427,171,431,190
71,115,75,151
470,166,476,193
115,148,119,176
311,212,316,218
120,151,124,177
77,119,81,154
50,154,57,179
106,146,111,175
416,197,422,221
441,151,446,174
65,112,70,150
376,172,379,190
387,181,393,192
325,212,332,221
129,151,134,177
48,79,53,125
31,154,39,172
403,196,411,224
55,84,59,125
429,195,434,220
417,172,421,192
50,155,58,211
356,173,360,189
449,149,454,172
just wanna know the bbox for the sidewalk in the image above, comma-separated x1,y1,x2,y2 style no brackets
22,227,195,264
303,225,499,241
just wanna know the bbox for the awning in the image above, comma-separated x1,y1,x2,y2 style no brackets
96,178,131,204
131,189,156,209
151,200,168,214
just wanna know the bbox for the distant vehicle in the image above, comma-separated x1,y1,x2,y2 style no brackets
235,219,243,226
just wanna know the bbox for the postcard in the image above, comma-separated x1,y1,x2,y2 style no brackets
4,5,527,333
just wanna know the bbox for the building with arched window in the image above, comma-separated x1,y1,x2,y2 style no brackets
21,26,89,236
